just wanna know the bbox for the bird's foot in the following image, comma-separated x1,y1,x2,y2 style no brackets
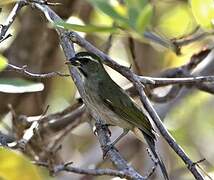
94,123,112,137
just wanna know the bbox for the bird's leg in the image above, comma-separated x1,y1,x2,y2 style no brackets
102,128,129,158
94,123,114,137
111,128,129,147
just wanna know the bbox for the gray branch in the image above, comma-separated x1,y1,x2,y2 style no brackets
34,161,144,179
0,1,26,41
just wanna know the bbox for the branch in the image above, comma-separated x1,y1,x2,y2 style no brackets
133,80,204,180
1,1,208,179
93,122,146,179
172,30,214,48
0,1,26,41
30,1,146,179
146,48,212,87
65,17,206,180
143,31,181,55
0,131,15,146
34,161,139,179
147,85,182,103
6,64,70,78
40,102,86,132
144,30,214,54
140,75,214,86
144,48,213,102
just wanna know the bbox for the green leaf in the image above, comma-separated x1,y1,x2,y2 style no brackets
55,21,117,33
125,0,148,28
135,3,153,33
127,7,139,28
124,0,152,32
0,78,44,93
87,0,128,24
0,55,8,72
189,0,214,30
0,0,17,5
125,0,148,10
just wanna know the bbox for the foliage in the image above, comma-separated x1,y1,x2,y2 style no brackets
0,54,8,72
0,148,43,180
189,0,214,30
56,0,153,36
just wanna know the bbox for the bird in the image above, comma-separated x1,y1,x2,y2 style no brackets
69,51,169,180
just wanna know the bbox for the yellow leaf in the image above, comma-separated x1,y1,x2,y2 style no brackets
0,55,8,72
0,0,17,5
0,148,42,180
156,3,197,38
190,0,214,30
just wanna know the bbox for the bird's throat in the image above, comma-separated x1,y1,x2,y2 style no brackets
78,67,88,78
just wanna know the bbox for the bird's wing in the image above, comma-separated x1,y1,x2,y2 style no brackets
98,81,156,140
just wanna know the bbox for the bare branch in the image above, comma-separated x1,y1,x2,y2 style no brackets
0,1,26,41
147,85,182,103
140,75,214,86
6,63,70,78
40,103,86,132
34,161,139,179
0,33,12,43
143,31,181,55
103,33,114,54
173,30,214,47
94,122,146,179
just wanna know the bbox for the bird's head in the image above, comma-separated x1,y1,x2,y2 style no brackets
70,52,103,78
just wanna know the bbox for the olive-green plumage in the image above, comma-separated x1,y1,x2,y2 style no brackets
70,52,169,180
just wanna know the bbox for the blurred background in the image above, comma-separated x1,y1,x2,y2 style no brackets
0,0,214,179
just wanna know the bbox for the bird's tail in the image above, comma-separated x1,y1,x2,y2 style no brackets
143,132,169,180
133,127,169,180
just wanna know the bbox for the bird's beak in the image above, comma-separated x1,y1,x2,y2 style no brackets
69,56,81,67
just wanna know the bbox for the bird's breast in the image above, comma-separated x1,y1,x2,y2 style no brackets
83,82,133,129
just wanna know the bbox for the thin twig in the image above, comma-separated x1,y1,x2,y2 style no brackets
41,103,86,132
147,85,182,103
7,64,70,78
103,33,114,54
34,161,136,179
140,75,214,86
173,31,214,47
29,0,62,6
0,33,12,43
0,1,26,41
